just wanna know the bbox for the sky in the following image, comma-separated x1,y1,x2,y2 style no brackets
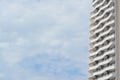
0,0,92,80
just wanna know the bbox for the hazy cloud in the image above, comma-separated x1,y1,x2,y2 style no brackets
0,0,92,80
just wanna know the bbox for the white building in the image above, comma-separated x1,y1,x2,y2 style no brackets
89,0,120,80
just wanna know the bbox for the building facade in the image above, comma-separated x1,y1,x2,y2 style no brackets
89,0,120,80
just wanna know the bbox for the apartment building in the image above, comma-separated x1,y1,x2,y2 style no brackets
89,0,120,80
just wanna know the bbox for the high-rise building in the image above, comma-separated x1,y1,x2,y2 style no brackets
89,0,120,80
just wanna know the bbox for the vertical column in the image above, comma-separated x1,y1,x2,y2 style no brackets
115,0,120,80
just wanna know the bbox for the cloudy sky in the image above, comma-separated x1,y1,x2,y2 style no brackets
0,0,92,80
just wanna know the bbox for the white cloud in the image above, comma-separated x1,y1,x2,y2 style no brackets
15,37,28,46
0,42,9,48
0,73,5,78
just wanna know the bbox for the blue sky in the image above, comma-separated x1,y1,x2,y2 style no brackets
0,0,92,80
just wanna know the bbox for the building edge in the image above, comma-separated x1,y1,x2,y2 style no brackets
115,0,120,80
